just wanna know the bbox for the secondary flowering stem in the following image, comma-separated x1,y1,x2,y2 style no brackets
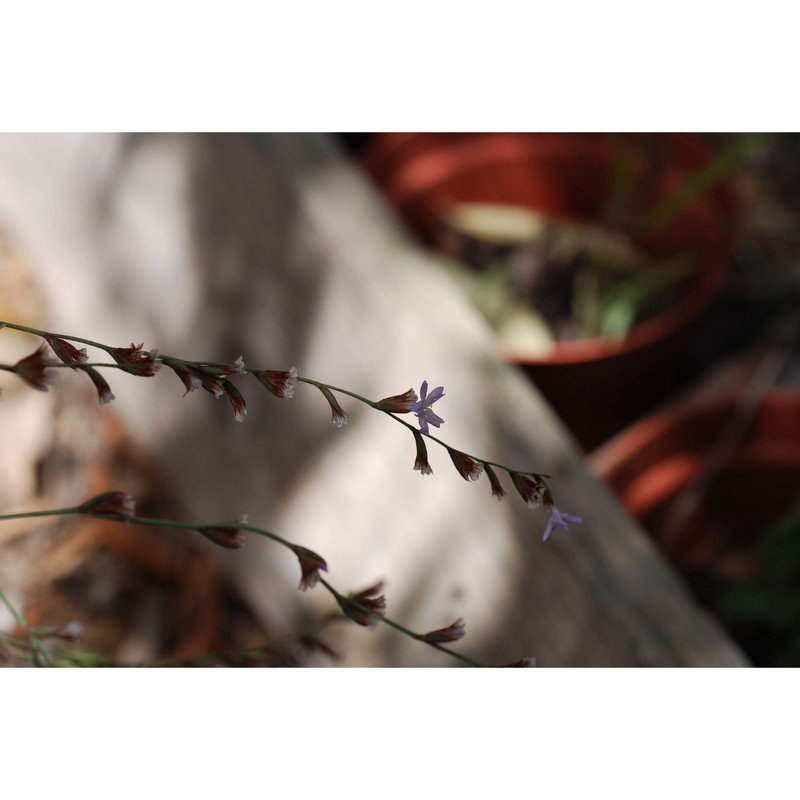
0,503,487,667
318,578,485,668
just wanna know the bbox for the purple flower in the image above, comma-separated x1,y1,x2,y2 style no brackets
542,505,582,542
410,380,444,435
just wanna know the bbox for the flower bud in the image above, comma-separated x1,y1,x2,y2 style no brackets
79,491,136,521
85,366,115,405
254,368,298,398
483,464,507,500
222,380,247,422
412,429,433,475
336,581,386,627
374,388,418,413
196,514,248,549
292,545,328,590
317,385,348,427
44,334,88,368
108,342,160,376
449,449,484,482
414,618,466,644
12,344,51,391
510,473,546,508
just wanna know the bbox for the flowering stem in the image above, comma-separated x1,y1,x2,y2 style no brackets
0,589,55,667
0,505,485,667
1,321,549,482
318,578,486,668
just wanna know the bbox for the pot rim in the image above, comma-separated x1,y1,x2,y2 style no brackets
370,133,735,367
592,390,800,482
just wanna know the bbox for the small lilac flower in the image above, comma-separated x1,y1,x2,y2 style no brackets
410,381,444,435
542,505,582,542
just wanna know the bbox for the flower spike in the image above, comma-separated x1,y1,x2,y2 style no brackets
336,581,386,627
449,449,484,482
12,344,51,391
85,366,115,405
44,334,88,368
197,515,248,549
414,618,466,644
412,429,433,475
374,388,418,413
222,380,247,422
165,360,203,395
483,464,507,500
317,384,349,427
78,491,136,521
292,545,329,591
511,473,546,509
108,342,160,376
254,367,297,399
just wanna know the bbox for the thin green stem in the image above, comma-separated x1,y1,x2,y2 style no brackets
0,321,118,354
0,589,55,667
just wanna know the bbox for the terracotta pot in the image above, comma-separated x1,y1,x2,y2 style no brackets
362,133,740,450
591,392,800,581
